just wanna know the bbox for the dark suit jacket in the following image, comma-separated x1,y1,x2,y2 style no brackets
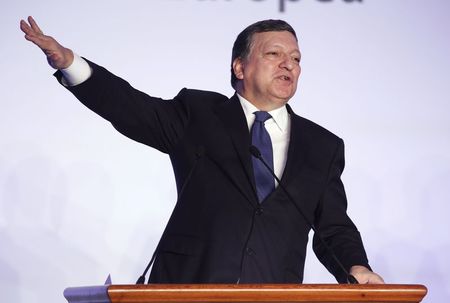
56,59,370,284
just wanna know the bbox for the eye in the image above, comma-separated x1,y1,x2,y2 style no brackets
293,57,300,63
266,51,279,57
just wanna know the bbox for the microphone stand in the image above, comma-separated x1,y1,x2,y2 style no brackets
249,145,358,284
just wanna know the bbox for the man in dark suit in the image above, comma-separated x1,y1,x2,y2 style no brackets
21,17,384,284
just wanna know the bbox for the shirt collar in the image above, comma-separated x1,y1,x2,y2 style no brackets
237,93,289,133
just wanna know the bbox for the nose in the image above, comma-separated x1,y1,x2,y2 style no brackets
279,54,295,71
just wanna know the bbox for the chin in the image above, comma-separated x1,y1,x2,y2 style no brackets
273,88,295,100
274,93,294,103
267,98,290,109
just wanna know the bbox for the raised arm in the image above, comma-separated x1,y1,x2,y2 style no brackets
20,16,74,69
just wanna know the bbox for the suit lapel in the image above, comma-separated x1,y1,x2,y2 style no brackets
213,95,259,207
280,105,307,185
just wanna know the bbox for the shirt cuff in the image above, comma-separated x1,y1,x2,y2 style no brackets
60,53,92,86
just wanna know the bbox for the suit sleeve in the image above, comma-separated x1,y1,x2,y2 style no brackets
312,138,371,283
54,59,189,154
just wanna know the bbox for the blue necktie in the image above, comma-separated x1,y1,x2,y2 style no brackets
251,111,275,202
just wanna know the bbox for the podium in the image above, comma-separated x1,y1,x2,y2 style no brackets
64,284,427,303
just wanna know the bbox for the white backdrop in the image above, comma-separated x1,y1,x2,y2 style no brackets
1,0,449,302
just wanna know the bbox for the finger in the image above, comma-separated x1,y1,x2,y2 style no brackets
370,274,385,284
28,16,44,35
21,22,40,44
24,34,41,45
21,18,50,49
360,273,384,284
20,19,33,35
23,30,53,51
20,19,42,40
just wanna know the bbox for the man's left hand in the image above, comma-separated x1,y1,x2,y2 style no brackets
350,265,385,284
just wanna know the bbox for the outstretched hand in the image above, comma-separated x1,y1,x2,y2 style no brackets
20,16,74,69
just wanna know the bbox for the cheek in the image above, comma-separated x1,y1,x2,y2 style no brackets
292,72,301,86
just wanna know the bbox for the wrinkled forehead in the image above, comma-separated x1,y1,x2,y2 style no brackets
249,31,300,53
250,31,298,49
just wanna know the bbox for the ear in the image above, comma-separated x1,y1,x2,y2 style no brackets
232,57,244,80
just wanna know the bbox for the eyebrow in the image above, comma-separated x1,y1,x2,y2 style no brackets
266,43,300,53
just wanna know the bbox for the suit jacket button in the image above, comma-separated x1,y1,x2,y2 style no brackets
246,247,255,256
256,207,263,215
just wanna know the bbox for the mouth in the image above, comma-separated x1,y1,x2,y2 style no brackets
277,75,292,82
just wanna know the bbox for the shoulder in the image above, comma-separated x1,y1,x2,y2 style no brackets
175,88,229,104
287,108,345,160
289,111,346,169
169,88,231,121
171,88,229,112
292,113,342,142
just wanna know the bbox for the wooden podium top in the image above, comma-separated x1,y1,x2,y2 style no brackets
64,284,427,303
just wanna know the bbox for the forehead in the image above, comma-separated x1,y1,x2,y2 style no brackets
250,31,300,52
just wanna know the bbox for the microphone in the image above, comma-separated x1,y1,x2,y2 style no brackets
249,145,358,284
136,146,205,284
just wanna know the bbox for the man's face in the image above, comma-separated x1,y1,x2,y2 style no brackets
233,31,301,111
